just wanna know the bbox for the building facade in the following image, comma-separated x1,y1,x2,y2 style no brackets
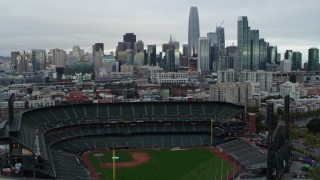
188,6,200,57
197,37,210,74
31,49,46,71
308,47,319,71
292,51,302,71
238,16,251,71
210,82,260,108
155,72,189,84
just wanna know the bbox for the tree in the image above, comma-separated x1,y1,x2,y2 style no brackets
256,113,268,133
306,119,320,133
311,165,320,180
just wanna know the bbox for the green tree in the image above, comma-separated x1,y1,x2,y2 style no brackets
256,113,267,133
306,119,320,133
311,165,320,180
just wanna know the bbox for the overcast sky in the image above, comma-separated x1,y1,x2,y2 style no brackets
1,0,319,61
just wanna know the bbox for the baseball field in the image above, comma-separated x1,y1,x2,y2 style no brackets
83,148,235,180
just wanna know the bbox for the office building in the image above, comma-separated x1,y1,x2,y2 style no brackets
250,30,260,71
72,45,83,62
31,49,46,71
188,6,200,57
165,49,175,72
99,55,119,76
207,32,218,71
123,33,136,49
280,60,292,73
134,40,144,53
134,52,145,67
93,43,104,77
217,69,236,83
284,50,293,60
267,46,277,64
259,39,267,70
292,51,302,71
210,82,260,107
182,44,188,57
50,49,67,68
155,72,188,84
238,16,251,71
117,42,131,52
308,47,319,71
226,46,237,69
14,51,31,73
197,37,210,74
147,45,156,66
216,26,225,55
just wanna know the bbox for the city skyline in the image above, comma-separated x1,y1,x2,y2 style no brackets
1,0,319,61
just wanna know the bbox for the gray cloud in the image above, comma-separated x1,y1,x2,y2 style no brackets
0,0,319,61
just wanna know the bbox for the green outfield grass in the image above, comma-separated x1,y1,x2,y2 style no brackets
87,148,233,180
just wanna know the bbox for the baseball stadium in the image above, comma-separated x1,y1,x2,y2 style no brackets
8,101,246,179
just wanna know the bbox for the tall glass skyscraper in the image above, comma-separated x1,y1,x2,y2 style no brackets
259,39,267,70
147,45,156,66
31,49,46,71
292,51,302,71
238,16,251,71
207,32,218,71
284,50,293,60
308,47,319,71
188,6,200,57
267,46,277,64
250,30,259,71
197,37,210,74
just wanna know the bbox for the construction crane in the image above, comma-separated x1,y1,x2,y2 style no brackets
220,20,224,27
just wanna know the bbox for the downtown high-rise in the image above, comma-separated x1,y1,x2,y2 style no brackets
292,51,302,71
31,49,46,71
238,16,273,72
188,6,200,57
238,16,251,71
197,37,210,74
308,47,319,71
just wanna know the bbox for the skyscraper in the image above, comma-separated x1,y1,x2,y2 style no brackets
207,32,218,71
292,51,302,71
284,50,293,60
182,44,188,56
250,30,260,71
31,49,46,71
72,45,83,62
238,16,251,71
10,51,19,70
267,46,277,64
197,37,210,74
93,43,104,77
259,39,267,70
147,45,156,66
216,26,225,53
308,47,319,71
188,6,200,57
123,33,136,49
14,51,31,73
134,40,144,53
50,49,67,68
226,45,237,69
165,49,175,72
